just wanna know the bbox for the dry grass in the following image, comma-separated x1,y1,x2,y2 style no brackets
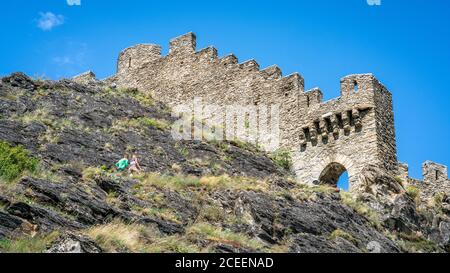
340,192,382,230
186,222,267,251
329,229,359,245
85,220,199,253
0,231,60,253
133,172,269,193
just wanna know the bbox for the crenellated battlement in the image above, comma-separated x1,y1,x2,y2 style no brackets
114,32,307,101
401,161,450,200
169,32,197,55
78,32,403,193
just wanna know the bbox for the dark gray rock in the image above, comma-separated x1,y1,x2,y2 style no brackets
0,211,24,239
138,216,185,235
288,233,360,253
1,72,35,90
18,177,128,226
6,202,82,233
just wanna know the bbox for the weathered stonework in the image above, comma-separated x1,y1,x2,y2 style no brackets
77,32,446,195
399,161,450,200
72,71,97,85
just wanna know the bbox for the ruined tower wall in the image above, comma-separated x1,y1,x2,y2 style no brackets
294,74,393,191
373,83,398,173
401,161,450,200
106,32,398,191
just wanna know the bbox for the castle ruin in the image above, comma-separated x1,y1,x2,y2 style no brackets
74,32,449,197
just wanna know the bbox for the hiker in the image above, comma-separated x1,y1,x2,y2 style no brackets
128,154,142,174
115,154,129,172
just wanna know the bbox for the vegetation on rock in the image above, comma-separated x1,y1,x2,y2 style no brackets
0,73,449,253
0,141,38,182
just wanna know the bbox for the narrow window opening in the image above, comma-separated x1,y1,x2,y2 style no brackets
314,121,321,134
303,128,311,141
128,57,132,68
336,113,344,129
347,110,354,126
300,144,307,152
306,96,310,107
436,170,439,180
354,81,359,93
325,117,333,132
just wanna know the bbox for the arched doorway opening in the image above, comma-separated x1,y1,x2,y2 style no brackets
319,162,349,191
337,171,349,191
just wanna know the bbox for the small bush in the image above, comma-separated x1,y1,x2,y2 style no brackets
330,229,358,245
0,141,39,181
269,149,293,171
406,186,422,205
111,117,169,132
406,186,420,199
138,117,169,131
394,176,404,185
230,140,260,152
82,167,105,181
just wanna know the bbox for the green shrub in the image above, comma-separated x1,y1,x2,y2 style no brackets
269,149,293,171
394,176,405,185
0,141,39,181
230,140,260,152
111,117,169,132
138,117,169,131
406,186,421,205
406,186,420,198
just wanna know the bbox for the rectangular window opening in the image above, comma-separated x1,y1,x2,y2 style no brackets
347,110,354,126
336,113,344,129
324,117,333,132
314,121,321,134
303,127,311,141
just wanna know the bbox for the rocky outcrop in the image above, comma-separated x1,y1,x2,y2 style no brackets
0,73,447,253
46,233,102,253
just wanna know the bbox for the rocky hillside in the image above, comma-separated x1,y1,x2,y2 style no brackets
0,73,449,253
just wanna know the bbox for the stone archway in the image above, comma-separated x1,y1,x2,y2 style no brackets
319,162,347,185
293,152,361,192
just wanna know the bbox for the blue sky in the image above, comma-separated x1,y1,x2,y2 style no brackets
0,0,449,182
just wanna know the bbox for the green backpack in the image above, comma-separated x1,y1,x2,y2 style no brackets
115,158,129,171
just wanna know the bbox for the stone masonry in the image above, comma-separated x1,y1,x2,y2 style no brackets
398,162,450,201
74,32,448,195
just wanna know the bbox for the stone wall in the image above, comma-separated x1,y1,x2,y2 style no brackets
401,161,450,200
97,32,400,192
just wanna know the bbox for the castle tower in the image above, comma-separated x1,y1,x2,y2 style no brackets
293,74,397,192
